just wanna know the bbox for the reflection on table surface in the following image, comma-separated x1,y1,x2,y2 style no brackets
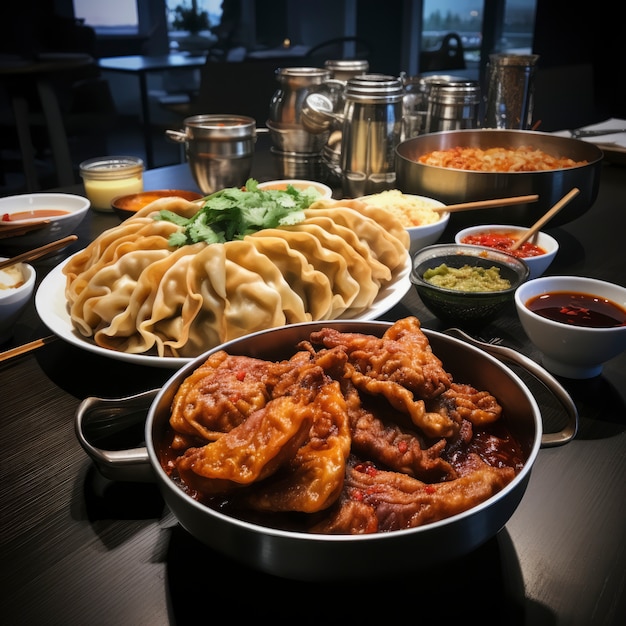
1,148,625,625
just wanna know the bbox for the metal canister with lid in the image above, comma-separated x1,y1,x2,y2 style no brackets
400,73,467,139
268,67,331,177
340,73,404,197
324,59,369,83
425,80,481,133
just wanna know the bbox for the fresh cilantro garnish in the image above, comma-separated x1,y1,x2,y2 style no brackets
155,178,322,247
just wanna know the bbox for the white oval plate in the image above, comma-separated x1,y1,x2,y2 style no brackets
36,252,411,368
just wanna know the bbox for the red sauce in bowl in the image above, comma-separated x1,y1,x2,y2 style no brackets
461,232,547,258
2,209,69,221
526,291,626,328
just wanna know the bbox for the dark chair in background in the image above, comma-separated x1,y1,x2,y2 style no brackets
0,14,118,193
162,58,284,126
420,32,466,72
532,63,599,131
304,36,371,65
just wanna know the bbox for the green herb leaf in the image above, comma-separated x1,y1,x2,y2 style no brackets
156,179,323,247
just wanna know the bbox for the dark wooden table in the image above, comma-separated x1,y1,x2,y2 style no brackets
1,149,625,625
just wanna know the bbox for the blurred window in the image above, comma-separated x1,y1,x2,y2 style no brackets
165,0,223,32
73,0,139,34
422,0,537,67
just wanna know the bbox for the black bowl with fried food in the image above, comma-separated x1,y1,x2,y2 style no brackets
411,243,530,327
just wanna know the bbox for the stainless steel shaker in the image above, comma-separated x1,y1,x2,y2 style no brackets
324,59,369,83
425,80,481,133
268,66,331,178
340,74,404,197
400,73,470,140
311,60,369,187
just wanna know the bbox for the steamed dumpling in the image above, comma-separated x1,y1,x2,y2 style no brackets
63,195,410,358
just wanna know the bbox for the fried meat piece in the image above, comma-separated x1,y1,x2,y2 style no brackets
175,365,332,497
344,384,457,481
308,497,379,535
168,349,326,450
310,317,452,399
241,377,351,513
309,317,455,438
434,382,503,426
311,454,515,534
169,350,283,446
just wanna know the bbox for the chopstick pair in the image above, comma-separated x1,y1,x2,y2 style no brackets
509,188,580,251
0,219,51,239
433,194,539,213
0,335,58,364
0,235,78,271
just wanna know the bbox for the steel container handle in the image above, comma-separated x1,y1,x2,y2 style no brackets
444,327,578,447
75,389,158,482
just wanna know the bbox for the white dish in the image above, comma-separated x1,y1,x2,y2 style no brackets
357,191,449,254
36,253,412,369
0,193,90,249
257,179,333,199
455,224,559,280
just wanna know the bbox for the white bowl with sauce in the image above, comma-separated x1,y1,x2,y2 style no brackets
257,179,333,199
455,224,558,279
515,275,626,379
0,260,36,342
0,193,90,249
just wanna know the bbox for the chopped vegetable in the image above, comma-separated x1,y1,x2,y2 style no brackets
155,178,322,247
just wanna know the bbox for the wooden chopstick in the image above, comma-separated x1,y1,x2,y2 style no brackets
509,188,580,251
0,235,77,271
0,335,58,363
0,220,51,239
433,194,539,213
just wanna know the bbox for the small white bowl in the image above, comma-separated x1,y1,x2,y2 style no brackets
358,190,450,253
0,193,90,249
455,224,558,279
0,260,36,342
257,179,333,199
515,276,626,379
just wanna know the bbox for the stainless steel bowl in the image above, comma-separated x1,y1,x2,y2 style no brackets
75,320,577,581
395,129,604,227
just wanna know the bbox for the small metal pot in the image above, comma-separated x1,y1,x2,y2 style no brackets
166,114,257,194
75,321,577,581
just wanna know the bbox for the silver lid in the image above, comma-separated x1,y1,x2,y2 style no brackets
345,74,404,102
429,81,481,104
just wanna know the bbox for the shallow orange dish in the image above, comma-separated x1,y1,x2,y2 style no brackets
111,189,204,220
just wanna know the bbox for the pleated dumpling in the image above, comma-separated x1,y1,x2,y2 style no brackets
269,221,380,312
284,214,391,284
93,244,206,355
249,227,360,318
240,235,335,320
305,199,410,270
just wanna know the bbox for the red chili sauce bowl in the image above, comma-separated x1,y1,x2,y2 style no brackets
455,224,559,280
